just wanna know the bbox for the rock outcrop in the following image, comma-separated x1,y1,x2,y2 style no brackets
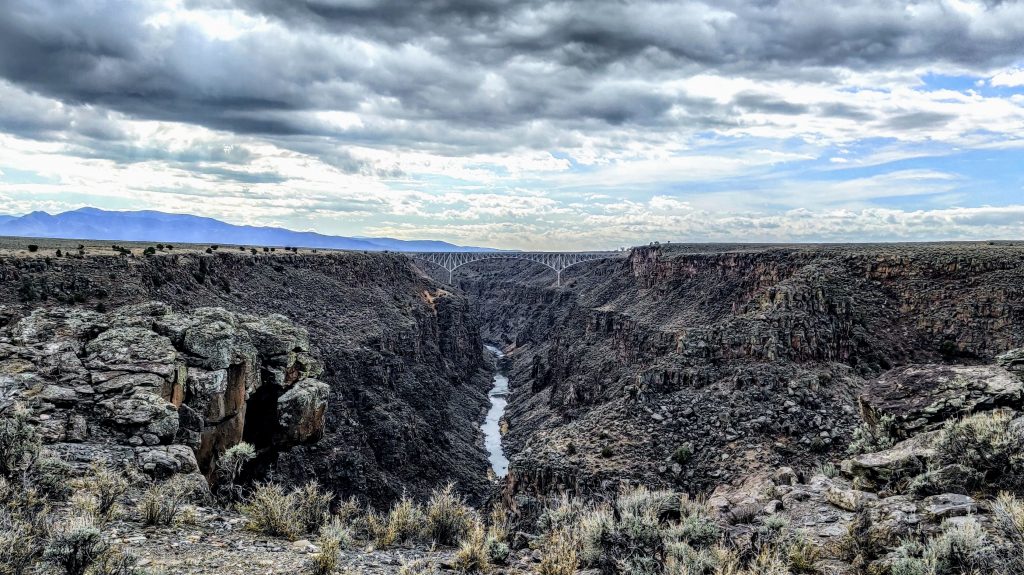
859,363,1024,436
0,302,328,483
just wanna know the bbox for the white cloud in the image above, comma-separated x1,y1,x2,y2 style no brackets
992,69,1024,88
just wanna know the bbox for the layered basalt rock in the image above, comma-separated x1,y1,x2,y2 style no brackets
0,302,328,483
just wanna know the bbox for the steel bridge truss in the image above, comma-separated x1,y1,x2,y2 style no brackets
408,251,621,287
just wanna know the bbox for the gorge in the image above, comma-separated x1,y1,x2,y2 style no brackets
3,240,1024,574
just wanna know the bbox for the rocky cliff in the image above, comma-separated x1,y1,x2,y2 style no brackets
0,250,492,504
460,243,1024,499
0,303,327,487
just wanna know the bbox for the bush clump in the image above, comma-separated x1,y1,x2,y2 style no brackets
425,483,474,546
0,407,42,479
213,442,255,502
847,413,900,455
43,516,109,575
239,481,333,541
932,410,1023,491
139,476,194,526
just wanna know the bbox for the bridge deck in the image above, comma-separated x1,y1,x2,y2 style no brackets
408,251,622,286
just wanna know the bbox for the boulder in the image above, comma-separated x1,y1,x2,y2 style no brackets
841,431,939,490
998,348,1024,373
242,314,310,359
182,320,237,370
922,493,977,519
137,444,200,477
826,485,878,512
276,378,330,444
84,327,177,378
860,364,1024,436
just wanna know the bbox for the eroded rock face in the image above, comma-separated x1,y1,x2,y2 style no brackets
0,302,327,483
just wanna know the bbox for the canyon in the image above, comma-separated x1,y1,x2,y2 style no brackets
3,240,1024,574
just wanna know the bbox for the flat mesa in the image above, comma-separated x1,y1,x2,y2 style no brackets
483,345,510,477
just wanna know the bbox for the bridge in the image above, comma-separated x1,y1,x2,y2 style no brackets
408,251,622,286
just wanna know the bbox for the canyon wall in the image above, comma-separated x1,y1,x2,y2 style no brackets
461,243,1024,498
0,251,492,504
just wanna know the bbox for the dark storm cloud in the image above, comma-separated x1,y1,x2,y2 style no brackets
0,0,1022,162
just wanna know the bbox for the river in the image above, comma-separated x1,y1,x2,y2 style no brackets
482,344,510,477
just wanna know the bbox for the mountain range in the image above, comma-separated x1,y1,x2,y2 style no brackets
0,208,493,252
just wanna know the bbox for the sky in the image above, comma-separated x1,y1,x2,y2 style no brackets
0,1,1023,250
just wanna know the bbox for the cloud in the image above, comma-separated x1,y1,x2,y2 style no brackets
0,1,1021,248
991,68,1024,87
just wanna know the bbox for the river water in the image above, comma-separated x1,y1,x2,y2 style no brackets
482,344,510,477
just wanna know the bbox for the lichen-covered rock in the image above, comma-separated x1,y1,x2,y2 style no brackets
841,431,939,490
998,348,1024,372
277,379,330,444
0,303,327,485
859,364,1024,436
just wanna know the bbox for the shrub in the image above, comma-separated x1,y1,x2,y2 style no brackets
295,481,334,535
673,512,720,548
334,496,363,526
578,504,615,566
0,478,51,575
425,483,474,546
933,410,1023,491
452,521,489,572
600,445,614,458
36,456,73,500
366,508,393,547
88,463,129,520
486,503,509,543
43,516,109,575
320,516,354,549
787,538,821,573
538,527,579,575
213,442,255,501
56,249,63,257
27,245,39,253
906,463,982,497
665,542,720,575
139,476,193,526
308,531,341,575
143,247,156,256
672,443,693,465
923,517,994,574
991,492,1024,574
384,494,426,545
0,407,41,479
484,536,510,565
90,547,146,575
815,462,839,478
239,483,302,540
847,414,899,455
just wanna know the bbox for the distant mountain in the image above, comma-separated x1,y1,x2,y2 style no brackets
0,208,494,252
